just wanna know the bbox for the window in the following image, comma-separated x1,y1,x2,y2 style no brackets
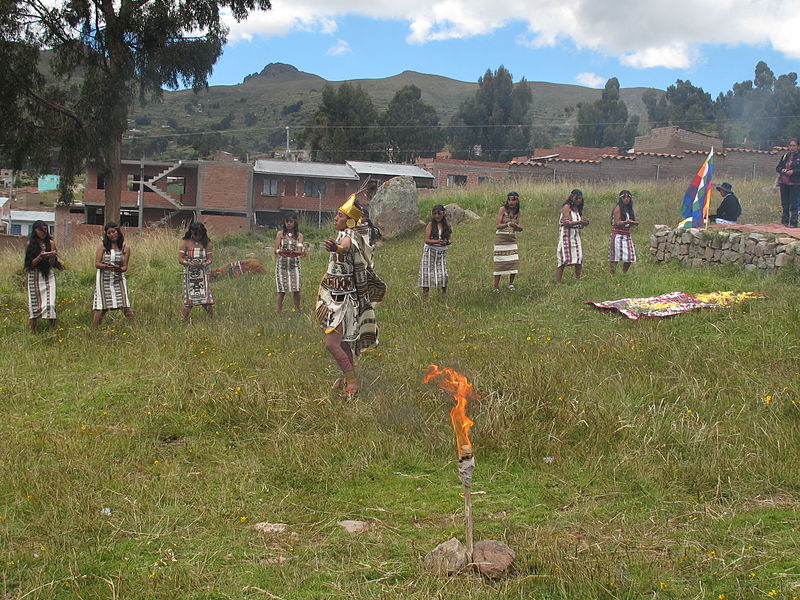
262,178,278,196
478,177,489,184
167,176,185,195
446,174,467,187
304,181,326,198
10,224,21,235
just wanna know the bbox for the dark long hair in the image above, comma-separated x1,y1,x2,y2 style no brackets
563,189,584,216
428,205,451,241
24,220,61,273
183,222,210,247
281,214,300,236
102,222,125,251
504,192,521,215
614,190,635,222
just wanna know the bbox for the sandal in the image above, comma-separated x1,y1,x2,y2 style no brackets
344,381,360,397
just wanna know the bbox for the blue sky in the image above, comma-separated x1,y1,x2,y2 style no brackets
209,1,800,97
210,0,800,97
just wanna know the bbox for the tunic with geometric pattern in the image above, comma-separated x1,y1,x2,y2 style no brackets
93,248,131,310
275,234,301,293
556,210,583,267
183,246,214,307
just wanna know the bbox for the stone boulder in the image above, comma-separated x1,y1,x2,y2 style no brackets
422,537,468,575
368,176,421,239
337,519,370,533
444,203,481,227
472,540,515,579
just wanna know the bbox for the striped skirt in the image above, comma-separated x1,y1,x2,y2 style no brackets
27,269,56,319
556,226,582,267
608,230,637,263
275,256,301,293
493,230,519,275
418,245,448,288
93,250,130,310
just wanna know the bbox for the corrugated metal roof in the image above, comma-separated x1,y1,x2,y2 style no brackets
345,161,434,179
10,210,55,222
254,160,359,180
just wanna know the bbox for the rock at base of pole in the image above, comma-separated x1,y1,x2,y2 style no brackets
472,539,515,579
422,537,468,575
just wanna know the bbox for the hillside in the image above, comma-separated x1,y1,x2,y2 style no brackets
126,63,660,160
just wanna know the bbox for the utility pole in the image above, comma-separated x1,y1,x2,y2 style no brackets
137,156,145,229
286,126,290,158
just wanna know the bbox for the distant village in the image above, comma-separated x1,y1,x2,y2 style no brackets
0,126,785,248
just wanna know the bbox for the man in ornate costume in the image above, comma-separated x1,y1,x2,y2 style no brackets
315,195,386,395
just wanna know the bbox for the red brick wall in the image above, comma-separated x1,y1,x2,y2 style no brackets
199,162,252,212
200,214,249,236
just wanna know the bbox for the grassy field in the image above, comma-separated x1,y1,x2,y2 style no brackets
1,180,799,599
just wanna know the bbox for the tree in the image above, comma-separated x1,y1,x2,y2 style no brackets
450,66,532,162
379,85,441,163
718,62,800,147
0,0,271,221
573,78,638,149
303,83,381,163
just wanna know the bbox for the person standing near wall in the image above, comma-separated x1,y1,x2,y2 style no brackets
24,220,63,331
92,222,134,325
776,139,800,227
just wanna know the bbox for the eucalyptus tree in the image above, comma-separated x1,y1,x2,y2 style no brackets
0,0,270,222
379,84,441,163
450,66,532,162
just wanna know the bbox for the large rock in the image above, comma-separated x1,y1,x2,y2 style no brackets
422,537,468,575
472,540,515,579
368,176,421,239
443,203,481,227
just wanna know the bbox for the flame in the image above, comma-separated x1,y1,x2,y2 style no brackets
423,365,476,458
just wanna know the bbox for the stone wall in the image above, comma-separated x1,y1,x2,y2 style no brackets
649,225,800,272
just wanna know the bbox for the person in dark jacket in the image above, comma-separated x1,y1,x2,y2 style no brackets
776,139,800,227
710,182,741,224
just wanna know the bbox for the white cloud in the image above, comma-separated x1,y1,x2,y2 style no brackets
575,72,606,88
224,0,800,68
326,39,352,56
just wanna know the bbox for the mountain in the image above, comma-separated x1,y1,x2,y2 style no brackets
125,63,661,160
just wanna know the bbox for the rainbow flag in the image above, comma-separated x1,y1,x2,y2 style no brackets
679,148,714,228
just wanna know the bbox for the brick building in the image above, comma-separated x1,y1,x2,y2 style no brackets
634,126,723,154
252,159,360,227
415,153,509,188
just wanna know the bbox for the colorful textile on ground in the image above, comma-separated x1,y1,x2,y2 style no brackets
493,212,519,275
418,244,448,288
315,228,386,356
680,148,714,228
586,290,765,321
275,235,301,293
608,230,637,263
27,269,56,319
183,247,214,307
557,210,583,267
93,248,130,311
211,259,266,279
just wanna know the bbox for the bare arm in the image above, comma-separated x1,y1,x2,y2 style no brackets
424,222,440,246
495,207,506,229
95,245,107,269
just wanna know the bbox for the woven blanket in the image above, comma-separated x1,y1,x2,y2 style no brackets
586,291,765,321
211,259,266,279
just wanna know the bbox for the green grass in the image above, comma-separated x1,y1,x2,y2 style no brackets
1,180,799,599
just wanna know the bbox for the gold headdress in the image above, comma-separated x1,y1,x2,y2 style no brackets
339,194,364,228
